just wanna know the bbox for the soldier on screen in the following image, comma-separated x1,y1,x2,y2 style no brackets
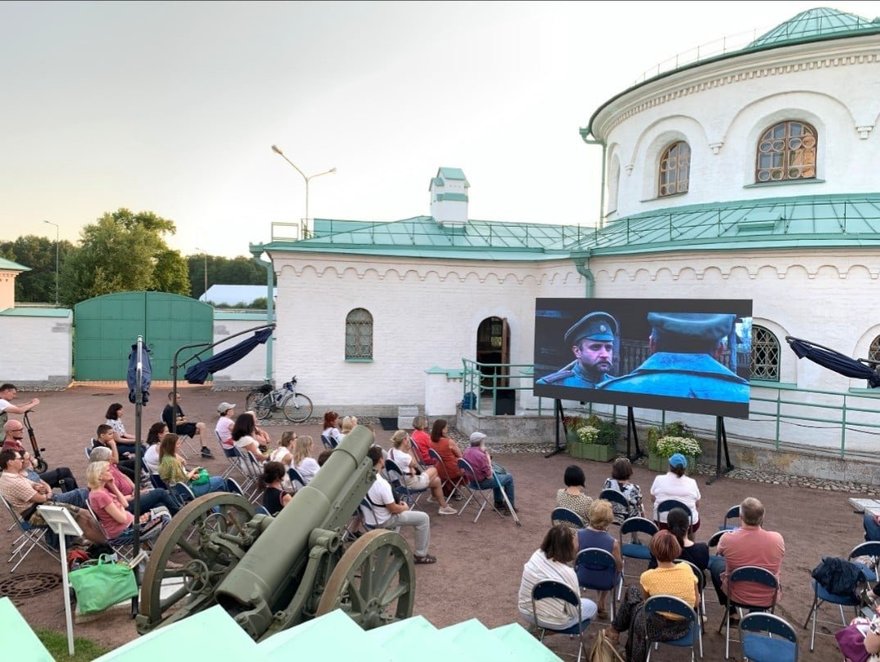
598,312,748,403
536,312,619,389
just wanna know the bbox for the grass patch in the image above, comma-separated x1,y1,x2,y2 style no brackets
35,628,109,661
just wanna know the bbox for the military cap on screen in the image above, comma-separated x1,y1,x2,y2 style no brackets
564,311,618,346
647,312,735,342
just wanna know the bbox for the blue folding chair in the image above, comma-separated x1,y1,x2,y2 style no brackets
678,559,708,623
849,541,880,584
656,498,692,526
720,565,779,659
618,517,658,599
551,507,585,529
803,559,864,652
575,547,620,620
721,504,740,531
740,612,798,662
287,467,306,492
644,595,700,661
599,488,630,526
707,528,729,566
383,457,426,510
530,580,592,662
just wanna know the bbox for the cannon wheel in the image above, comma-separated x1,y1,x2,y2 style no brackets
137,492,255,634
315,529,415,629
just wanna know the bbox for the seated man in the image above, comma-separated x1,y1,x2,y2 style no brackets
0,449,106,547
709,496,785,614
461,431,515,513
864,511,880,542
2,420,79,492
162,392,213,459
91,423,138,481
363,446,437,565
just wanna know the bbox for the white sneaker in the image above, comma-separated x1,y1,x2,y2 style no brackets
438,505,457,515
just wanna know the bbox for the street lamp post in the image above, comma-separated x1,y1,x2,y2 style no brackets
43,220,59,306
195,247,208,300
271,144,336,236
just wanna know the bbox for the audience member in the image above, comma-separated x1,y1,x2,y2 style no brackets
461,431,515,513
864,511,880,542
364,446,436,564
709,497,784,615
162,392,213,459
88,446,179,515
555,464,592,528
339,415,357,443
292,435,320,484
648,507,709,571
3,420,79,491
410,415,434,465
518,524,597,627
603,457,644,525
157,433,232,496
143,422,168,474
247,410,273,450
429,418,464,498
270,431,295,466
322,411,342,447
215,402,237,456
86,461,170,545
604,530,699,661
388,430,456,515
91,423,138,481
105,402,143,459
651,453,701,532
576,499,622,619
231,412,267,462
260,461,291,515
316,449,334,467
0,383,40,418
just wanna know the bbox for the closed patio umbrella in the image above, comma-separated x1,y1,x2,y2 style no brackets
185,327,274,384
785,336,880,388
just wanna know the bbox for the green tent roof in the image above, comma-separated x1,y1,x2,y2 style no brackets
747,7,880,49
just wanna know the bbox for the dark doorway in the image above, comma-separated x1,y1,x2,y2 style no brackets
476,317,510,390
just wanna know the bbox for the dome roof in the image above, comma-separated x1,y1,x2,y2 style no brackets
746,6,880,49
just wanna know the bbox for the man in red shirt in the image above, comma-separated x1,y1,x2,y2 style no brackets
461,431,515,513
709,496,785,612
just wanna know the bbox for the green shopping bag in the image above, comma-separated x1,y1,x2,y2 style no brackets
68,554,138,614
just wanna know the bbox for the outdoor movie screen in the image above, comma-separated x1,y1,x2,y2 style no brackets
533,298,754,418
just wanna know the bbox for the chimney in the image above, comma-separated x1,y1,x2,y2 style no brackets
429,167,469,226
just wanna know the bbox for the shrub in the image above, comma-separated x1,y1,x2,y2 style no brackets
655,435,702,457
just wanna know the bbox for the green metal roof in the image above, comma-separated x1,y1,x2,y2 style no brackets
747,7,880,49
312,218,375,238
438,167,467,182
257,194,880,262
0,257,30,272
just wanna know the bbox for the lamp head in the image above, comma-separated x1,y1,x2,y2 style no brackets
271,144,283,155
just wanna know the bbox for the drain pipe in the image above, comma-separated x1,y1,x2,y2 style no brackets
574,251,595,298
250,247,275,382
580,127,606,228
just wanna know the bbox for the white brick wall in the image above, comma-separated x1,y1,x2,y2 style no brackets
0,312,72,384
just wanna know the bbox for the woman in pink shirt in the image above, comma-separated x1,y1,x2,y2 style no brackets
86,460,169,544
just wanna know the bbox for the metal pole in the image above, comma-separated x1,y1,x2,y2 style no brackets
43,220,59,305
204,252,208,297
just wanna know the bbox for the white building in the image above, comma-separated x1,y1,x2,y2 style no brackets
254,8,880,461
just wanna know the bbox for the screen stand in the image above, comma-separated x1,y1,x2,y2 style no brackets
706,416,734,485
625,407,645,462
545,400,567,459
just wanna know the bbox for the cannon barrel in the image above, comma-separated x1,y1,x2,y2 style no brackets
214,426,375,635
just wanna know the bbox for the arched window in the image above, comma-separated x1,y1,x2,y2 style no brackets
868,336,880,364
345,308,373,360
658,141,690,197
755,120,817,183
750,325,780,381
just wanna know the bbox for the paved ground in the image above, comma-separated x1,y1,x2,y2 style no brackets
0,383,866,659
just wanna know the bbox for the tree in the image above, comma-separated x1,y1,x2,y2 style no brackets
0,235,76,303
58,208,189,307
186,254,266,299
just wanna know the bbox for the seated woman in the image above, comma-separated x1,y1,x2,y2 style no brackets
269,431,296,493
88,446,179,516
86,460,171,546
410,415,434,466
648,507,709,572
555,464,592,528
142,422,168,475
842,609,880,661
292,435,320,484
576,499,622,620
158,433,232,497
602,457,644,525
604,530,699,662
388,430,457,515
650,453,701,534
339,415,358,443
104,402,143,459
322,411,342,448
261,461,292,515
247,410,273,451
231,413,267,463
429,418,464,498
518,524,598,628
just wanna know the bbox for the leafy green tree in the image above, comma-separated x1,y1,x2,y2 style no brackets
0,235,76,303
187,254,266,299
58,208,188,307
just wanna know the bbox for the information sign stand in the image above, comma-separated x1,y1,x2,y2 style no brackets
37,505,82,657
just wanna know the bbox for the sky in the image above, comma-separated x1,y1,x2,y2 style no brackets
2,1,879,258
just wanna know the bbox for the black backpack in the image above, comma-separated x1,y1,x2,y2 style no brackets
811,556,867,598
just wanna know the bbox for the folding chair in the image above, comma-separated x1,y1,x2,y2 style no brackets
84,446,92,461
84,499,134,561
287,467,306,492
618,516,658,599
551,507,585,529
231,447,257,496
644,595,700,661
721,504,740,531
575,547,620,620
383,458,426,510
599,488,630,527
849,541,880,585
530,580,591,662
241,450,265,503
678,559,708,623
358,498,400,533
2,495,59,572
720,565,779,659
214,432,239,479
428,447,461,501
802,558,863,652
707,528,729,566
456,457,504,523
321,432,337,450
656,498,692,526
740,612,798,662
254,504,272,516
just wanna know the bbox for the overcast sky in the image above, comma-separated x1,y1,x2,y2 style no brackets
2,1,878,257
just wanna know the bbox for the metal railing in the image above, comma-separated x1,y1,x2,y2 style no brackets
460,359,880,458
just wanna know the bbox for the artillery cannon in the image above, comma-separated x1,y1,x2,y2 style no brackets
135,427,416,639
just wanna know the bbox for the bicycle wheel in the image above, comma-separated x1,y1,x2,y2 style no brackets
245,390,261,412
282,392,313,423
253,394,273,420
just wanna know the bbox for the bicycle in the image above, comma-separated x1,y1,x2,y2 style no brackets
245,375,313,423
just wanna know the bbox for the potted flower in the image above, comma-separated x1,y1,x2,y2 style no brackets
647,422,701,472
566,415,618,462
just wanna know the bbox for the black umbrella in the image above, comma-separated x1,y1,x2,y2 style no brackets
785,336,880,388
185,327,274,384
